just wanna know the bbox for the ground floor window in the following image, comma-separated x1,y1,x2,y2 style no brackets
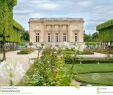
48,33,51,42
75,33,78,42
55,33,59,42
63,33,67,42
36,33,39,42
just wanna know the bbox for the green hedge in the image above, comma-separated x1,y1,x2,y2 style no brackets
96,19,113,42
0,0,23,43
65,57,113,64
96,19,113,31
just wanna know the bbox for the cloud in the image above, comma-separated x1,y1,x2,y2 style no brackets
77,1,93,7
13,0,113,34
37,3,60,10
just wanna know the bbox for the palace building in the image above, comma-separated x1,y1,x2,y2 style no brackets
29,18,84,47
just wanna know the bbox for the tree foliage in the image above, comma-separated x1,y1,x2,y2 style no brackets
0,0,23,61
96,19,113,31
96,19,113,42
84,34,92,42
21,31,30,42
84,33,99,42
0,0,23,43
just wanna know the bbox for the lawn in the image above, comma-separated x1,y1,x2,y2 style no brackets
66,64,113,74
66,64,113,86
75,73,113,86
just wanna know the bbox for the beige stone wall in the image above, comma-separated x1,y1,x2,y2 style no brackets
29,18,84,46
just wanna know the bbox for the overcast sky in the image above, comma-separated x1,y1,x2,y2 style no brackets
13,0,113,34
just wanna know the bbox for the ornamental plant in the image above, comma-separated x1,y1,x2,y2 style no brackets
20,48,73,86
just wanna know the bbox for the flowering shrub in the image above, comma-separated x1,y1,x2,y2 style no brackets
20,48,73,86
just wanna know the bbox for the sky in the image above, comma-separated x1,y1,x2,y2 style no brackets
13,0,113,34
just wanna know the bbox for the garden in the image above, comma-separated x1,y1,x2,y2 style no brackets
17,47,113,86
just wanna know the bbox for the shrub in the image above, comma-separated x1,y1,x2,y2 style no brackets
65,56,113,64
81,49,94,54
29,42,33,46
17,48,34,54
19,48,73,86
95,48,113,54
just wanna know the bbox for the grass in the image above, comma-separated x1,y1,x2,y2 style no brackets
66,64,113,86
66,64,113,74
75,73,113,86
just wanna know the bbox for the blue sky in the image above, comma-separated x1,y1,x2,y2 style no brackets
14,0,113,34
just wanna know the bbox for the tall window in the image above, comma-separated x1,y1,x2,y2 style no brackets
63,33,67,42
36,33,39,42
75,33,78,42
55,33,59,42
48,33,51,42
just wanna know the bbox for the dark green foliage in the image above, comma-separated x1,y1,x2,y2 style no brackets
21,31,30,42
65,57,113,64
84,34,92,42
84,33,99,42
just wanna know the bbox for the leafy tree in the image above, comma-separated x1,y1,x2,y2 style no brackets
21,31,30,42
92,32,99,42
0,0,23,61
84,34,92,42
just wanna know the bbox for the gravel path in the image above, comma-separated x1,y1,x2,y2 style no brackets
0,50,38,86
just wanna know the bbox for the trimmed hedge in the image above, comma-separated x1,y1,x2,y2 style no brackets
0,0,23,43
65,57,113,64
96,19,113,31
96,19,113,42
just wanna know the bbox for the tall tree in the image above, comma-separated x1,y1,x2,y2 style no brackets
0,0,17,61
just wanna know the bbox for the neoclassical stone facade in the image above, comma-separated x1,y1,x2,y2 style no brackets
29,18,84,47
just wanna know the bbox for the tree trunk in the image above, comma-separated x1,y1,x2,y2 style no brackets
2,34,6,61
